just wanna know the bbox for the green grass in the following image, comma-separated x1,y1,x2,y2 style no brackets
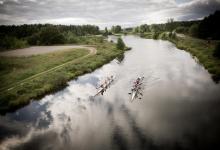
0,37,125,114
0,48,89,89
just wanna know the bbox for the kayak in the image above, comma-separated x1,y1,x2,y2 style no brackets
130,77,144,101
94,76,115,96
131,90,136,100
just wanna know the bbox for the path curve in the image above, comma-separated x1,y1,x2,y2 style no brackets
0,46,97,93
0,45,95,57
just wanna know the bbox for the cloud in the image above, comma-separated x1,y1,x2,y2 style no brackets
0,0,219,28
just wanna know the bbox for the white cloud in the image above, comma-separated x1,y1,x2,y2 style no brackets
0,0,219,28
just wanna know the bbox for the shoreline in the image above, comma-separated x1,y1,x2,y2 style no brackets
0,39,128,115
139,32,220,82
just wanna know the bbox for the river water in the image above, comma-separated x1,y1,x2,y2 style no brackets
0,35,220,150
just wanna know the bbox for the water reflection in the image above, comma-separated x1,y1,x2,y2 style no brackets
0,36,220,150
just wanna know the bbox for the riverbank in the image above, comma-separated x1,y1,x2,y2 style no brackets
140,32,220,82
0,36,127,114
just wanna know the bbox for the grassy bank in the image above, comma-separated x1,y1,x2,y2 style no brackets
0,48,89,90
0,36,126,114
141,32,220,82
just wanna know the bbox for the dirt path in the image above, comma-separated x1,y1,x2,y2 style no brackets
0,45,94,57
0,46,97,93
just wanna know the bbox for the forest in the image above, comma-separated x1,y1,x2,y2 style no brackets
0,24,100,50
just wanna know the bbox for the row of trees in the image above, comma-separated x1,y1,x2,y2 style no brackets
111,25,122,33
0,24,100,50
133,10,220,40
133,20,199,35
0,24,100,38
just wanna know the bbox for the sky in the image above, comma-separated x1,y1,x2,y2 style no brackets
0,0,220,28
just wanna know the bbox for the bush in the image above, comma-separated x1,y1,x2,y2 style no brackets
159,32,168,40
116,37,125,50
153,32,160,39
213,43,220,58
0,36,27,50
65,32,78,44
27,33,40,45
171,32,177,39
189,24,199,37
27,27,66,45
176,26,188,34
39,27,65,45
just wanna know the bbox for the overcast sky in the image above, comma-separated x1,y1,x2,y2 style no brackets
0,0,220,28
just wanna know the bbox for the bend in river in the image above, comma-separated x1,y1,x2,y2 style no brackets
0,35,220,150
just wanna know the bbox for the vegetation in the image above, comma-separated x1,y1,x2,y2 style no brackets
158,32,220,82
189,24,199,37
132,10,220,40
213,43,220,58
198,10,220,40
129,10,220,82
103,27,109,36
116,37,126,50
0,36,127,114
0,36,27,50
111,25,122,33
0,24,100,51
175,26,188,34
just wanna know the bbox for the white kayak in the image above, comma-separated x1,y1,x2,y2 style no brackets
131,90,137,100
130,77,144,101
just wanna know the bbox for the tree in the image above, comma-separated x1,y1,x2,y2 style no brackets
165,18,176,31
198,10,220,39
38,27,65,45
103,27,109,36
0,36,27,50
133,27,139,33
111,25,122,33
139,24,150,33
116,37,125,50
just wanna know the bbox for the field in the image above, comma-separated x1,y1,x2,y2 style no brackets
0,37,125,114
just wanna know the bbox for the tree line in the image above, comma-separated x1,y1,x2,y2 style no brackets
133,10,220,40
0,24,100,50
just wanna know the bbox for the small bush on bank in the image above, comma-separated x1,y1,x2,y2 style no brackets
116,37,125,50
153,32,160,39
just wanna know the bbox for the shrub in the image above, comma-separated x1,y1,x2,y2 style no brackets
65,32,78,44
0,36,27,50
189,24,199,37
175,26,188,34
116,37,125,50
171,32,177,40
159,32,168,40
27,33,40,45
152,32,160,39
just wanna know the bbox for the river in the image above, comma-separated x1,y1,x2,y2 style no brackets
0,35,220,150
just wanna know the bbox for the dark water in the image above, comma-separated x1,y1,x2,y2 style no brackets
1,36,220,150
